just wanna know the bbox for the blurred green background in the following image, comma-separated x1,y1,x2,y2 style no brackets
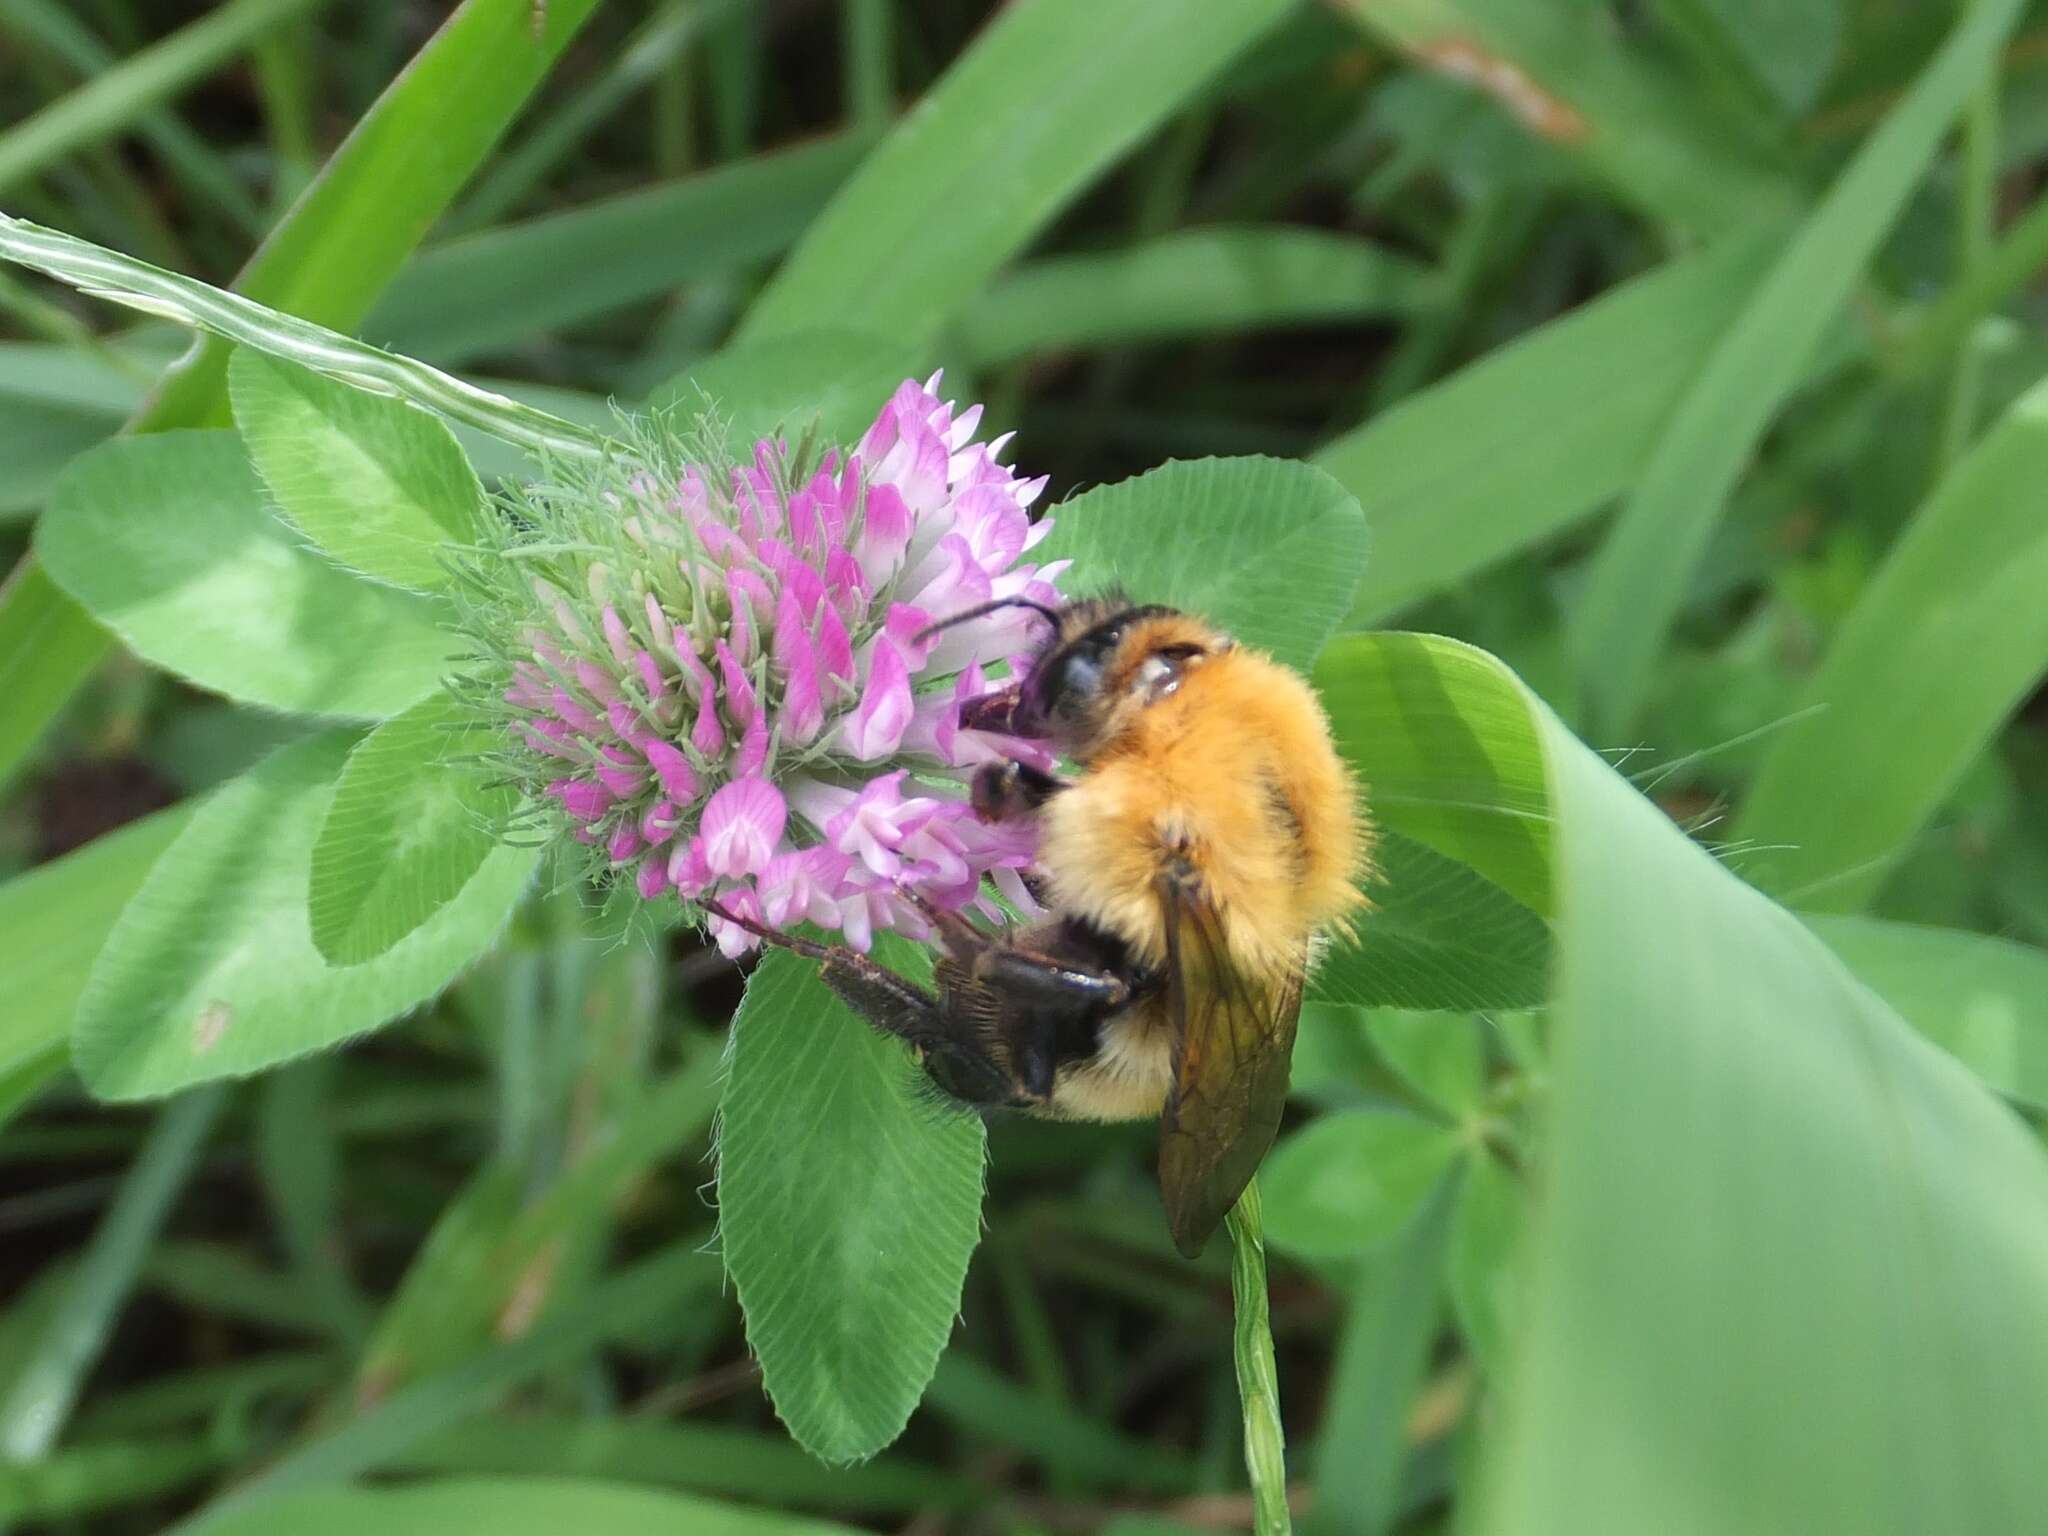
5,1,2048,1533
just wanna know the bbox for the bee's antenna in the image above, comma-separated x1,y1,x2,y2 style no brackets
912,596,1063,646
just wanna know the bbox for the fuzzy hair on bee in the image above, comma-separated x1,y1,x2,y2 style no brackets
708,591,1372,1256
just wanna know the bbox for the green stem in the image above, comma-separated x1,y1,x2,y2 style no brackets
0,212,606,461
1225,1177,1293,1536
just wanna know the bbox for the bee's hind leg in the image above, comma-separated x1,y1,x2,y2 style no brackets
700,898,1024,1107
971,759,1069,822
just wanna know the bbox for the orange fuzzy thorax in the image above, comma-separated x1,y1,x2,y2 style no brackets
1037,629,1370,981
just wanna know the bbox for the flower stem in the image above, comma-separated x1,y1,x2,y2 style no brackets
1225,1175,1293,1536
0,211,607,462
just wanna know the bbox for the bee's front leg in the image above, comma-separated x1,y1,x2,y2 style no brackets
971,759,1068,822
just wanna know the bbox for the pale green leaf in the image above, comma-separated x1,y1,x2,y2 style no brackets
1035,456,1368,674
1261,1109,1462,1260
1448,1148,1525,1376
1313,831,1550,1012
72,730,538,1101
36,432,452,719
230,349,484,593
718,945,986,1464
309,694,516,966
1366,1010,1485,1117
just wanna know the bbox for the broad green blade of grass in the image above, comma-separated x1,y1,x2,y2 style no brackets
255,1060,371,1349
950,228,1437,368
646,329,919,448
0,803,193,1113
397,1416,977,1515
0,1085,225,1464
1568,0,2029,736
371,134,870,364
1734,375,2048,911
1808,916,2048,1114
37,432,454,719
737,0,1294,345
1320,225,1780,625
189,1479,861,1536
1313,631,2048,1530
71,730,539,1100
1308,1175,1458,1536
230,350,485,593
719,947,987,1464
1326,0,1795,235
0,0,603,796
0,0,330,199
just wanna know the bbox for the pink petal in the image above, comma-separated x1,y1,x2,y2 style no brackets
547,778,613,823
636,856,671,899
641,799,680,846
840,637,914,760
700,776,787,878
641,738,699,804
601,606,635,668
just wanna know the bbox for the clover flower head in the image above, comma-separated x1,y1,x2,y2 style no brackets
462,374,1066,956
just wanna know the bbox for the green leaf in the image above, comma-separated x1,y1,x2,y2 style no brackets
1319,227,1779,625
71,730,538,1101
309,694,516,965
1735,376,2048,910
186,1478,863,1536
369,134,871,365
1808,916,2048,1114
1260,1109,1462,1260
738,0,1294,345
0,804,193,1096
230,349,484,594
1312,830,1550,1012
717,945,987,1464
1366,1010,1485,1117
37,431,452,718
648,329,920,452
1448,1148,1525,1375
1035,456,1369,674
1569,0,2030,733
951,227,1436,368
1326,0,1795,235
1313,632,1552,916
1468,665,2048,1535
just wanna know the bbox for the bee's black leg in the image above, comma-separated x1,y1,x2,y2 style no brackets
971,759,1069,822
701,899,1023,1107
896,888,1132,1013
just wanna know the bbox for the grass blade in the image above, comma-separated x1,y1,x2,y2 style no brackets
738,0,1294,344
0,1086,226,1464
1734,374,2048,910
0,0,328,200
1568,0,2029,735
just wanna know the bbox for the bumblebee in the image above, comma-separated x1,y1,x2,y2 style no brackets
710,595,1369,1255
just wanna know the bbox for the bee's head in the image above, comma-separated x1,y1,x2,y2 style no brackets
919,593,1229,758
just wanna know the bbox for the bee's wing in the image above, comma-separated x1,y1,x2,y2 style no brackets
1155,877,1305,1258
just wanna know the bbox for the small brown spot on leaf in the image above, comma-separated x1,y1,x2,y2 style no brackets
193,1000,231,1054
1417,36,1587,143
